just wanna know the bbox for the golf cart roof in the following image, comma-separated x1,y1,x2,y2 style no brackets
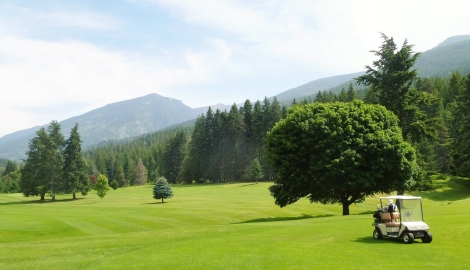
379,195,422,200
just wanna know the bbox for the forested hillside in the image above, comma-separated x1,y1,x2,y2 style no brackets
0,94,208,161
82,98,286,185
414,38,470,77
81,41,470,188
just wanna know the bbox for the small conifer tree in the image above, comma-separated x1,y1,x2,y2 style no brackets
153,177,173,203
110,180,119,191
250,158,264,184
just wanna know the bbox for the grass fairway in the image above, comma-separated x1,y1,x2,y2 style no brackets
1,176,470,269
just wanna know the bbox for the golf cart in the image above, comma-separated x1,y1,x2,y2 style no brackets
372,196,432,244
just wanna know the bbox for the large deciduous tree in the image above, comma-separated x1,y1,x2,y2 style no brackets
266,101,418,215
62,123,89,200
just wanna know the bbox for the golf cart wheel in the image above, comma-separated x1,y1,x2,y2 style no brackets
403,232,414,244
373,228,383,240
422,232,433,243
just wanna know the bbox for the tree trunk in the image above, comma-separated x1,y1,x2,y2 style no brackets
40,194,45,201
340,193,351,216
52,195,55,201
73,192,76,200
342,203,350,216
161,198,164,203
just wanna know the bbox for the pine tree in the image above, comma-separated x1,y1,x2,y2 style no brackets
451,73,470,176
2,160,17,176
20,125,61,201
163,131,187,183
250,158,264,184
115,166,127,187
46,121,65,201
338,88,348,102
153,177,173,203
347,82,357,101
134,157,147,185
62,123,89,200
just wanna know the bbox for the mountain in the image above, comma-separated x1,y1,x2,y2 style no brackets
0,94,208,161
434,35,470,48
272,72,364,104
414,37,470,77
2,35,470,161
288,35,470,101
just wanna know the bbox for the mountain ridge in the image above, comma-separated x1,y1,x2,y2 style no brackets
2,35,470,161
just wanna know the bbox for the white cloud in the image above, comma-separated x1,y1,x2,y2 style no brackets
0,35,236,137
34,11,118,30
1,0,469,137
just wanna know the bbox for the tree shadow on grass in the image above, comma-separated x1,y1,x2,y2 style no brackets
235,214,334,224
237,183,257,187
0,197,84,205
144,201,170,205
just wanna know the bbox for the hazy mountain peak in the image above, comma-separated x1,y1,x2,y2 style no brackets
435,35,470,48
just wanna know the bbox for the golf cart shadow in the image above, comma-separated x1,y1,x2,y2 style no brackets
352,236,423,244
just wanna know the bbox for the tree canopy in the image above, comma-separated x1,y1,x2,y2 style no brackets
266,101,418,215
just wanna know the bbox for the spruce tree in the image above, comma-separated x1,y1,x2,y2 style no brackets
163,131,187,183
250,158,264,184
347,82,357,101
338,88,348,102
2,160,16,176
20,127,58,200
46,121,65,201
153,177,173,203
134,157,147,185
62,123,89,200
451,73,470,176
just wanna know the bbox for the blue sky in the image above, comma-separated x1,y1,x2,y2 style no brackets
0,0,468,137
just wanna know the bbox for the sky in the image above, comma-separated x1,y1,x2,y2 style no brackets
0,0,468,138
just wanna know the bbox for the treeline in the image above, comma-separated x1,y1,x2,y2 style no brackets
79,70,470,187
3,60,469,192
81,126,194,186
181,98,284,183
81,98,286,184
0,160,21,193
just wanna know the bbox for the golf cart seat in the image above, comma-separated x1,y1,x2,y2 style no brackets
380,212,400,227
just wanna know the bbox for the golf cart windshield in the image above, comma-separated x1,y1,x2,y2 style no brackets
397,198,424,222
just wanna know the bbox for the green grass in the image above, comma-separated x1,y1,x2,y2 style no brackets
1,176,470,269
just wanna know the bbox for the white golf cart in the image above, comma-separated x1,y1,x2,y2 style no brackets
372,196,432,244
